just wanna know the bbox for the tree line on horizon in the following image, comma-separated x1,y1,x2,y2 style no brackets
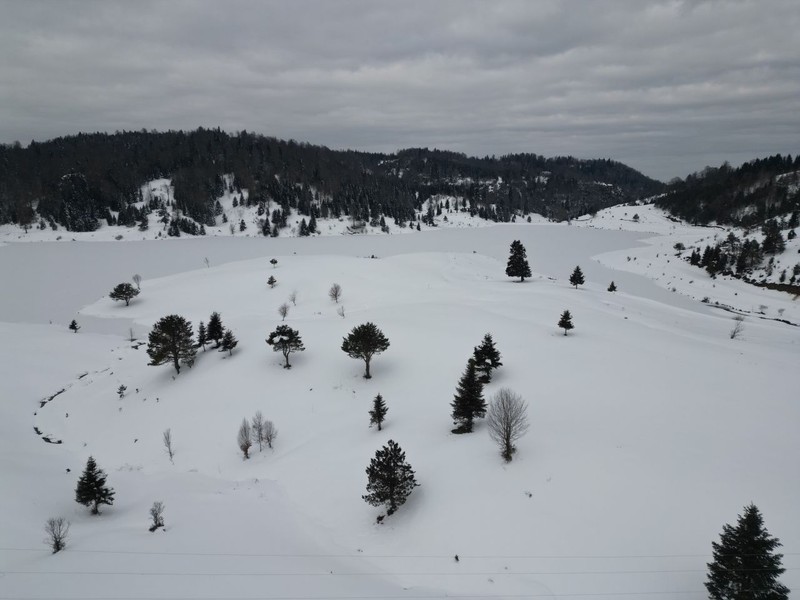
0,128,663,232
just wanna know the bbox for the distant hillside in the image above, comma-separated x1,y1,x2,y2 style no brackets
0,129,663,232
656,154,800,226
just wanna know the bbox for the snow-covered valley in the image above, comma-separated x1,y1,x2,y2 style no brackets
1,213,798,600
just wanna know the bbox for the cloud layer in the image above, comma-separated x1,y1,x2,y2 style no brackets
1,0,798,180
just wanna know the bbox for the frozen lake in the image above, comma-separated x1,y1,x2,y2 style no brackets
0,224,706,330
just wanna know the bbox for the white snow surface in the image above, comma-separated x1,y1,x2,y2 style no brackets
1,213,798,599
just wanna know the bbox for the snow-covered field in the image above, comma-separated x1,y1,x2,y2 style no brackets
1,215,798,600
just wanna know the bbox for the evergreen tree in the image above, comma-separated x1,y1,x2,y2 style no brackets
69,319,80,333
369,394,388,431
75,456,115,515
341,322,390,379
109,282,140,306
207,312,224,347
450,358,486,433
220,329,238,355
197,321,207,350
299,218,309,236
608,281,617,292
308,212,317,233
363,440,418,516
266,324,305,368
146,315,196,374
239,219,246,232
558,310,574,335
569,265,585,288
505,240,532,282
473,333,502,384
706,504,789,600
267,275,277,288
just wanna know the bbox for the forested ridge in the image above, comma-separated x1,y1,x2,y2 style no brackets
0,128,663,232
656,154,800,226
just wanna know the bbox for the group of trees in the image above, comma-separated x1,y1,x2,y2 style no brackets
147,311,239,374
238,411,278,458
685,220,799,284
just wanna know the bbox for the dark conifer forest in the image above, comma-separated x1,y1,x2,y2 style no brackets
0,128,664,231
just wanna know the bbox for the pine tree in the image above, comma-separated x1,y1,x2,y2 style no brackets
267,275,277,288
369,394,388,431
569,265,585,288
146,315,196,374
473,333,502,384
706,504,789,600
607,281,617,292
207,312,224,347
197,321,207,350
505,240,532,282
308,212,317,233
75,456,115,515
220,329,238,355
558,310,574,336
266,325,305,368
450,358,486,433
362,440,418,516
109,282,140,306
341,322,390,379
69,319,80,333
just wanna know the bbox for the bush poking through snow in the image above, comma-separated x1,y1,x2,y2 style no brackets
337,306,346,319
363,440,418,517
729,315,745,340
148,501,165,532
608,281,617,292
44,517,69,553
238,419,252,459
266,325,305,368
487,389,530,462
163,428,174,463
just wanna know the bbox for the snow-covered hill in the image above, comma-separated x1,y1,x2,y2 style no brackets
1,226,798,599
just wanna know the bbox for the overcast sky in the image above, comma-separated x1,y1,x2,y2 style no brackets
1,0,798,181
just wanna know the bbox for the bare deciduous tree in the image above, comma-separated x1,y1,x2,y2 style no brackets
289,290,298,306
148,501,165,532
337,306,346,319
132,273,142,290
44,517,70,553
329,283,342,303
278,302,290,321
730,315,745,339
238,419,252,459
128,327,136,342
487,389,529,462
252,411,265,452
263,420,278,449
163,428,174,463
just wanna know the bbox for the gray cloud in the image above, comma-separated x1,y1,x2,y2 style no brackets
1,0,798,180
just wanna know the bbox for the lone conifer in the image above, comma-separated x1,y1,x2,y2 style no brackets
341,322,390,379
506,240,532,282
607,281,617,292
451,358,486,433
109,282,140,306
266,325,305,368
146,315,196,374
363,440,418,516
558,310,574,336
75,456,115,515
473,333,502,384
569,266,585,288
369,394,388,431
706,504,789,600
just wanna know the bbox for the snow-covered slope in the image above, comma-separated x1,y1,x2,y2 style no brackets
1,232,798,599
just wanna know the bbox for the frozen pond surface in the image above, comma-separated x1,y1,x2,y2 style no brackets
0,224,705,330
